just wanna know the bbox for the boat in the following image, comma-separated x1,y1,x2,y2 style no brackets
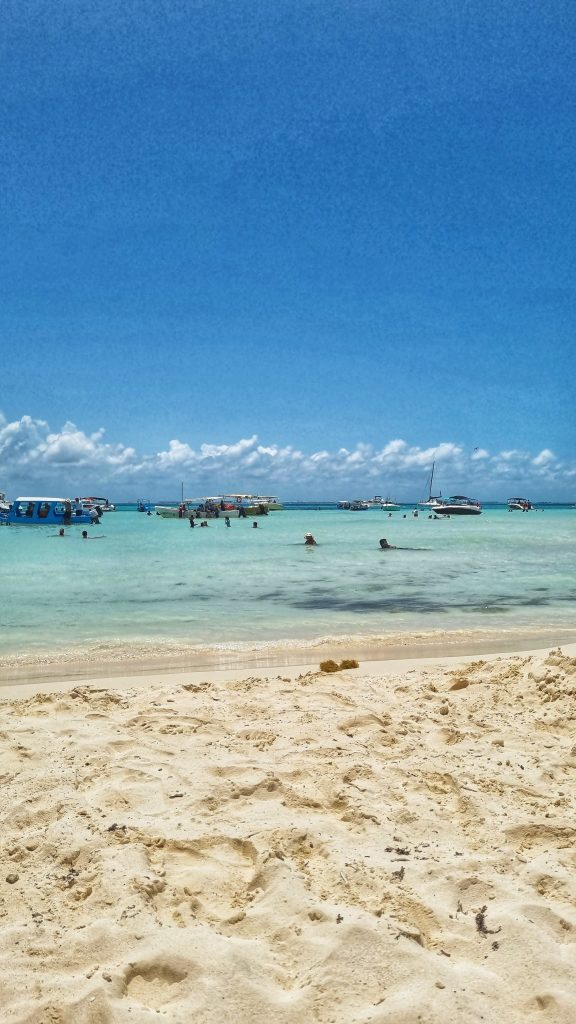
222,494,270,516
0,491,10,515
1,497,94,526
251,495,283,511
156,497,242,519
432,495,482,516
379,498,401,511
350,499,370,510
418,462,445,508
507,497,533,511
80,496,116,513
137,499,153,513
337,500,351,509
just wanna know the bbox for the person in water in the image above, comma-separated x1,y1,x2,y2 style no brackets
225,516,231,527
252,521,258,528
379,538,396,549
189,515,195,528
304,533,317,545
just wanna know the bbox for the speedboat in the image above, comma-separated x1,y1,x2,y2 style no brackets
432,495,482,516
137,499,153,512
350,499,370,510
337,500,351,509
379,498,401,511
0,491,10,515
507,497,533,511
1,497,94,526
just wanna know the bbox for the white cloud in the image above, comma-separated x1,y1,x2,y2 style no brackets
0,411,574,499
532,449,555,466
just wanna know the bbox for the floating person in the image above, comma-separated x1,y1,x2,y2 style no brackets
200,521,209,528
49,528,67,537
81,530,105,539
304,533,317,545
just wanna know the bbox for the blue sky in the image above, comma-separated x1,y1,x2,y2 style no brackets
1,0,575,499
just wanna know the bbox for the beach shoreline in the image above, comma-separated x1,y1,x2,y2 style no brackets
2,626,576,692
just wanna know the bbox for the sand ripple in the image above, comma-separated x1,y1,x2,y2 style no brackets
1,649,576,1022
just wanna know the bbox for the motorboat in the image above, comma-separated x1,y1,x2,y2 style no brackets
137,499,153,512
156,497,242,519
350,499,370,510
222,494,270,516
80,496,116,513
432,495,482,516
251,495,283,511
1,497,94,526
0,491,10,515
155,501,199,519
507,497,533,511
337,500,351,509
418,462,446,508
379,498,401,511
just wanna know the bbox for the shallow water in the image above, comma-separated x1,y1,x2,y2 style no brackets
1,504,575,669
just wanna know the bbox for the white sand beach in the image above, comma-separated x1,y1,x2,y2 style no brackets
1,645,576,1023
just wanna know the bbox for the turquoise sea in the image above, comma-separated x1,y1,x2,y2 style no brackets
1,504,575,674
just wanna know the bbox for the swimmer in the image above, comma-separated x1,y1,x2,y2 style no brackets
252,521,258,528
379,538,396,549
304,533,317,545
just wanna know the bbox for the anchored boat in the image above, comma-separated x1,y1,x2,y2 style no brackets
1,497,94,526
507,497,533,511
432,495,482,516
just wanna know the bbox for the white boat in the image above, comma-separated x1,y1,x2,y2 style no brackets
337,500,351,509
379,498,401,511
350,499,370,510
507,497,533,511
0,491,10,515
251,495,283,511
432,495,482,516
80,496,116,512
156,497,242,519
418,462,445,508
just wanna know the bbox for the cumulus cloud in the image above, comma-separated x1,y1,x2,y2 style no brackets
0,415,136,476
0,411,573,499
532,449,555,466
